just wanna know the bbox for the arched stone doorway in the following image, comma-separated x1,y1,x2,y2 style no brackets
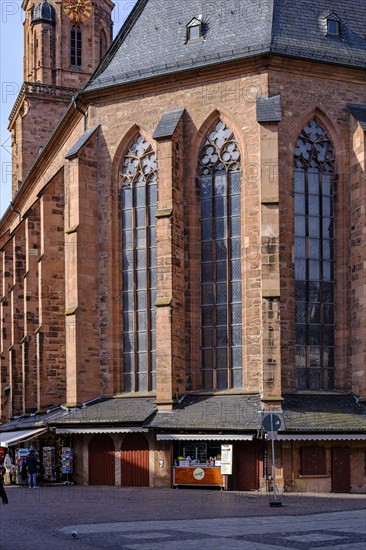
120,433,149,486
89,434,115,485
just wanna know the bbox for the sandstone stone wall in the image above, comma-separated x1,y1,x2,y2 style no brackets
1,57,365,420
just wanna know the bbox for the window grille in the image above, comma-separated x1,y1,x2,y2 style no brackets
120,136,157,392
294,118,335,390
301,446,326,475
71,26,82,66
199,121,242,390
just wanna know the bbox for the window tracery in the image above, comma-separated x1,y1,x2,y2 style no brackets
120,135,157,392
199,121,242,390
294,118,335,390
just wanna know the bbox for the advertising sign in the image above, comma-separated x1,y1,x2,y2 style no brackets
220,444,233,475
193,468,205,481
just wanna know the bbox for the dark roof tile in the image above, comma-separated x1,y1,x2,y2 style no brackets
282,394,366,432
153,108,185,140
51,398,156,425
0,407,67,432
256,94,282,123
85,0,366,93
65,124,100,160
347,104,366,131
146,394,262,431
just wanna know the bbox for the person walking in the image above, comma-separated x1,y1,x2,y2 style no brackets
25,447,39,488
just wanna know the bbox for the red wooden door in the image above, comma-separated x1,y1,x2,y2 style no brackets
233,442,260,491
121,433,149,487
331,446,350,493
88,434,115,485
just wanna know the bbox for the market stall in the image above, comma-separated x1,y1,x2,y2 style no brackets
173,463,225,488
156,433,255,490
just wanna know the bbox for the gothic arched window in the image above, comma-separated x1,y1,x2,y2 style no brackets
100,29,108,61
294,118,335,390
120,135,157,392
199,121,242,390
71,26,82,66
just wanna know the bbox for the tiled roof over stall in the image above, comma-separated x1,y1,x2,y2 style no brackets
282,394,366,432
147,394,263,431
51,398,156,425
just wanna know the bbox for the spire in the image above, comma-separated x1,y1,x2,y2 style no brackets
31,0,56,25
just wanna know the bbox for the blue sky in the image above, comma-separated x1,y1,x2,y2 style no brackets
0,0,137,216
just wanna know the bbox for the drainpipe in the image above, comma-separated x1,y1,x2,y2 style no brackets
73,94,87,131
10,202,22,223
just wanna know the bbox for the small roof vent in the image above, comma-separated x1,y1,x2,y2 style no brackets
32,0,56,26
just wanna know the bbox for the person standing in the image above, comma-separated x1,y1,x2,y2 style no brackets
3,451,14,485
25,448,39,488
0,470,8,504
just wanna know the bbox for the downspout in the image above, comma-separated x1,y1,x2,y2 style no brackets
73,95,87,131
10,202,22,223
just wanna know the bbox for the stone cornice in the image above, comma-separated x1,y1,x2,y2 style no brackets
8,82,79,130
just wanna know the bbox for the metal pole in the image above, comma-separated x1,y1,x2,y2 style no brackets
271,413,277,500
269,413,282,506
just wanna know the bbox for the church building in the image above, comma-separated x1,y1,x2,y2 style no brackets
0,0,365,493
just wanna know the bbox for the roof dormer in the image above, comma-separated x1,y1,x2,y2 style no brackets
325,12,341,37
186,16,203,44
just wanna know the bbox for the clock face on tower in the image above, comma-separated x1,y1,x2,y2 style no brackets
62,0,93,22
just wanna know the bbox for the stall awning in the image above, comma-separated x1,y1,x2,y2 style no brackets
156,434,254,441
0,428,47,447
276,434,366,442
55,427,148,435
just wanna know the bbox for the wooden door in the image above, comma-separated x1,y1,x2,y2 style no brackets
88,434,115,485
331,446,350,493
233,442,260,491
121,433,149,487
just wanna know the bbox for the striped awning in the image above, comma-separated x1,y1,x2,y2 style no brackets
156,434,254,441
55,427,148,435
0,428,47,447
276,434,366,442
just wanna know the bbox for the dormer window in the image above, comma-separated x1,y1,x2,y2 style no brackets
187,17,202,43
326,13,340,36
327,20,339,36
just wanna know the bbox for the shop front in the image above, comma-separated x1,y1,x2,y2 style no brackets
279,433,366,494
0,427,74,486
157,433,261,490
51,397,158,486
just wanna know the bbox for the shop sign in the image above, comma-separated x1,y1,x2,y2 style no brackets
220,444,233,475
193,468,205,481
17,449,29,458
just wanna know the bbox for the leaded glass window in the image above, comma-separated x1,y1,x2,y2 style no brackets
120,136,157,392
200,121,242,390
294,118,335,390
71,26,82,66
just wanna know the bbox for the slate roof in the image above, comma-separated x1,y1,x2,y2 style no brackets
0,407,67,432
153,108,185,140
65,124,100,159
256,95,282,123
347,104,366,131
86,0,366,92
281,394,366,433
146,394,262,431
51,398,156,426
32,0,56,25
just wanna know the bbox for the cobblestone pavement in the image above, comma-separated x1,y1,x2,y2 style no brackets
1,486,365,549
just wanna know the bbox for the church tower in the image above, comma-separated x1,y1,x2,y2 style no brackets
9,0,114,196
